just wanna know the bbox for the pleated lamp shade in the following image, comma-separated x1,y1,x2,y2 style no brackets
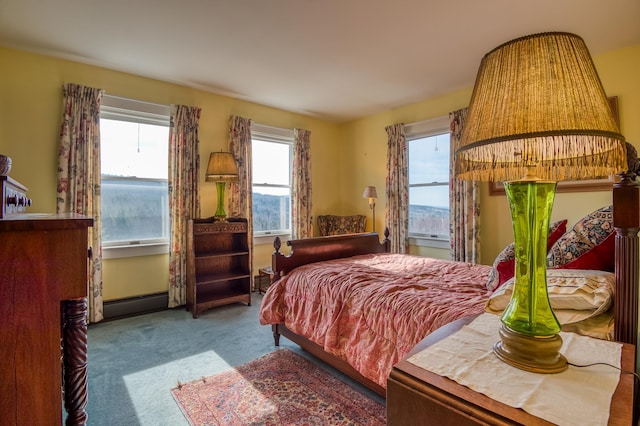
362,186,378,200
206,152,238,182
455,32,626,182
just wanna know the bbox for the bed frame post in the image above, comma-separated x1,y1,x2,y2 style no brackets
613,166,640,347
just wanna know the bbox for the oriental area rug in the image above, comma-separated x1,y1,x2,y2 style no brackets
171,349,386,425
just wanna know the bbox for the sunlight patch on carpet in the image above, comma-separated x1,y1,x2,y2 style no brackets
123,350,232,421
171,349,386,425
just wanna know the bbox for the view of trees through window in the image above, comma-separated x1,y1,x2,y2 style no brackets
408,204,449,237
252,192,290,232
101,178,169,243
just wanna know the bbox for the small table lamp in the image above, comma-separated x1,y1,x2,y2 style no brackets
206,151,239,221
456,32,626,373
362,186,378,232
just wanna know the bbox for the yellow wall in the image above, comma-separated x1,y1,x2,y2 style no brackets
0,46,341,300
1,42,638,301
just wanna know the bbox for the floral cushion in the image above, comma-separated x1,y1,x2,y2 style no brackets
486,219,567,292
547,205,615,272
317,215,367,236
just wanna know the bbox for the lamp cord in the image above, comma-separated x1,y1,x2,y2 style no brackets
567,361,640,388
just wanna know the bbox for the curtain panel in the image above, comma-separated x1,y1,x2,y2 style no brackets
227,115,254,285
449,108,480,263
385,123,409,254
228,116,252,220
292,128,312,239
168,105,202,308
56,82,105,323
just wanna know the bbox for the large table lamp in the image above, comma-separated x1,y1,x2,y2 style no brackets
206,151,239,221
456,32,626,373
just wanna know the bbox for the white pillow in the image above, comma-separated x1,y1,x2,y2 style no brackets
485,269,614,324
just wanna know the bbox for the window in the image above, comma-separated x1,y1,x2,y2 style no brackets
100,95,171,258
406,116,450,245
251,123,293,236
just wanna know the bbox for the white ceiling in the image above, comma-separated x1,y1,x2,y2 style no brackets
1,0,639,123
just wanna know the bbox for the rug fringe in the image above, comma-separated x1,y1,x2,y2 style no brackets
173,375,210,390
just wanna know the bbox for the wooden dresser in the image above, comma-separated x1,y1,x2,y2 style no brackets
387,316,636,425
0,213,93,425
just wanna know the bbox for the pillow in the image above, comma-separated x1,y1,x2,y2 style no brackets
485,269,615,325
486,219,567,292
560,310,613,341
546,205,615,272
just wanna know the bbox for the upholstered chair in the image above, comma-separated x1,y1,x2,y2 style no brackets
317,215,367,236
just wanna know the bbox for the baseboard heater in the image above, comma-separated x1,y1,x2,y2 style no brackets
103,292,169,320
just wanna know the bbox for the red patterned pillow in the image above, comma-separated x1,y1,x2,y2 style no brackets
486,219,568,292
547,205,615,272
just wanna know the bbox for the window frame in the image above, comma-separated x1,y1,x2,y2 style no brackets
405,115,451,249
250,122,294,244
100,95,171,259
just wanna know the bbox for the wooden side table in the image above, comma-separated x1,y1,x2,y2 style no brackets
387,316,636,426
256,266,274,294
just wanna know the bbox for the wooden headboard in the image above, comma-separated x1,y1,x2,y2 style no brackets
272,229,390,281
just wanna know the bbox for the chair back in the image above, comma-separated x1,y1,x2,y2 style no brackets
317,215,367,236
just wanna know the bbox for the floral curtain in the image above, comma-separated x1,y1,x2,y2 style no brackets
168,105,201,308
385,123,409,253
227,115,254,283
56,83,104,323
292,128,312,239
449,108,480,263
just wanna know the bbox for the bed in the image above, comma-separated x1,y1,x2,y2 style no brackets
258,166,639,398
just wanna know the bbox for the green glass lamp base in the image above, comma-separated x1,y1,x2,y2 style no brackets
502,180,561,335
494,323,567,373
214,181,228,221
496,180,565,373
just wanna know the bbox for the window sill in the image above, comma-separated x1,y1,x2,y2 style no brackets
102,242,169,259
409,236,450,250
254,232,291,246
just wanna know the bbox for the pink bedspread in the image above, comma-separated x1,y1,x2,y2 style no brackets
259,253,492,389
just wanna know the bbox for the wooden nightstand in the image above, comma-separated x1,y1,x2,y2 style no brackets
387,316,636,425
255,266,274,294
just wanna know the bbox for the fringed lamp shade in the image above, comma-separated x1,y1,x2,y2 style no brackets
455,32,627,374
456,32,626,182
